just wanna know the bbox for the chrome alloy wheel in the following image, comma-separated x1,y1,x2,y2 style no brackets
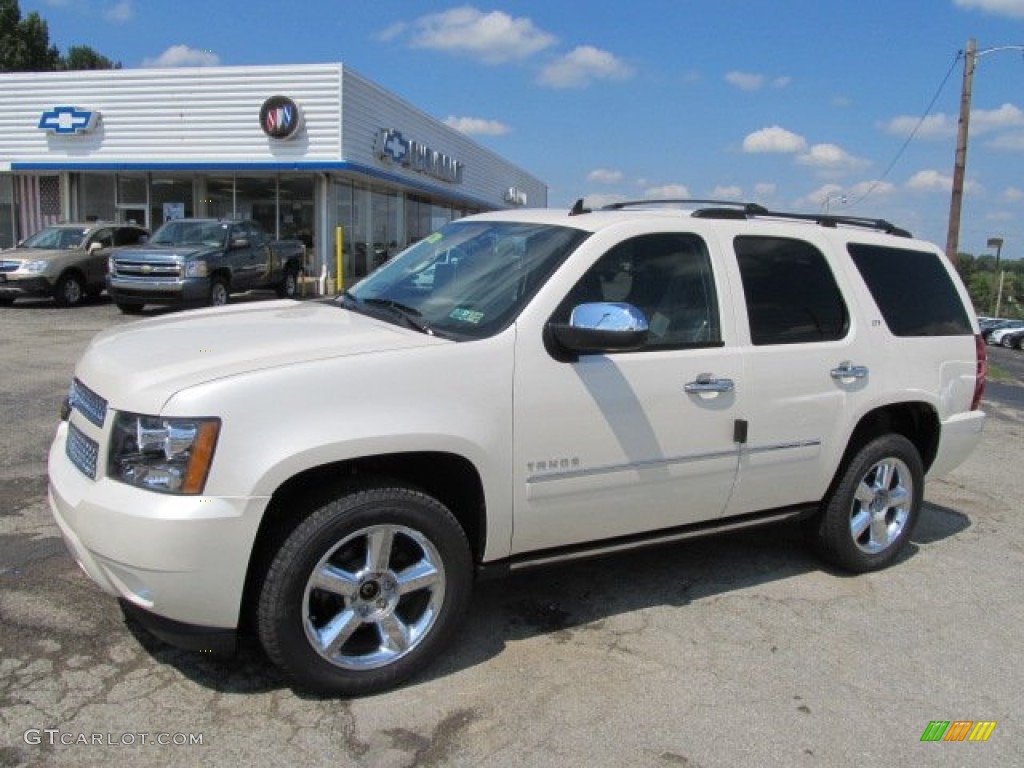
848,457,913,554
301,524,446,671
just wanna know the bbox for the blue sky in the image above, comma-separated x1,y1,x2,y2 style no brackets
22,0,1024,258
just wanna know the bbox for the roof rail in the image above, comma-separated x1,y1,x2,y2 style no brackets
583,198,912,238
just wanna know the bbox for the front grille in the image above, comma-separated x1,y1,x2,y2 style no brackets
69,378,107,428
113,258,182,279
66,421,100,480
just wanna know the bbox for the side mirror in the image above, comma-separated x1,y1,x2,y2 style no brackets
230,237,250,250
547,302,649,357
88,242,104,254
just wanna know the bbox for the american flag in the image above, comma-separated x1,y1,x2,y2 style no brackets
15,175,62,240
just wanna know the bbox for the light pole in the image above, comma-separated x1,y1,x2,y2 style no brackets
988,236,1004,317
945,40,1024,265
822,193,847,214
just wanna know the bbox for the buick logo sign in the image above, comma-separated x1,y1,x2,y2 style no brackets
259,96,303,140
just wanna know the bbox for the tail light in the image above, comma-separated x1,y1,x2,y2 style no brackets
971,334,987,411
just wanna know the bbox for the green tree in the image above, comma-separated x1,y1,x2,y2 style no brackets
0,0,118,72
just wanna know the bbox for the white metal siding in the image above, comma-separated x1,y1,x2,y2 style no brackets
0,64,343,164
341,68,546,208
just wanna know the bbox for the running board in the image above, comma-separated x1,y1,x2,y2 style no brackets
476,505,816,580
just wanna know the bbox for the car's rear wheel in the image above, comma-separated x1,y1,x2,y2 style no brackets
810,434,923,573
276,267,299,299
257,484,472,695
53,273,85,307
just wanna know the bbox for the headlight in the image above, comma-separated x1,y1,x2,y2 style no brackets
185,260,209,278
108,412,220,494
16,260,48,273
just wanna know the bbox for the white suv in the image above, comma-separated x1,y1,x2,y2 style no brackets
48,200,987,695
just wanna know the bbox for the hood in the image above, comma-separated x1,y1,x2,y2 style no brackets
114,243,215,261
75,300,448,413
1,246,78,262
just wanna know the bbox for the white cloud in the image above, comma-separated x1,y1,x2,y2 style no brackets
443,116,510,135
725,71,790,90
797,143,870,172
588,168,624,184
906,169,953,191
644,184,691,198
711,185,743,199
986,132,1024,150
881,113,954,139
1004,186,1024,200
538,46,633,88
742,125,807,153
973,103,1024,133
582,193,627,209
104,0,133,22
954,0,1024,18
142,45,220,68
753,183,777,199
409,6,556,64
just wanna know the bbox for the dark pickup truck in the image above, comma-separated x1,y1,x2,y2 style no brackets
107,218,304,313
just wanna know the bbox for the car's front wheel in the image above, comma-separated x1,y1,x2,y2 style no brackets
276,267,299,299
53,273,85,307
257,484,472,695
209,277,229,307
809,434,923,573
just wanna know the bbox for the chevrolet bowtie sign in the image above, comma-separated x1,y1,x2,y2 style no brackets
38,106,100,135
374,128,464,185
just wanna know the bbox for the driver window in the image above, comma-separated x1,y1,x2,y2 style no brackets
553,233,721,350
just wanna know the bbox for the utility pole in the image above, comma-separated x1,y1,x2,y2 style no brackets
945,38,976,266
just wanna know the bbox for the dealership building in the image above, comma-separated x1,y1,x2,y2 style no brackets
0,63,546,280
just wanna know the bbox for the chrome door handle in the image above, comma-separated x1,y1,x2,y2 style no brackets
831,361,869,380
684,373,735,394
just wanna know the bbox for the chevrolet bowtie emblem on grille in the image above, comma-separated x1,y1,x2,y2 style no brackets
141,264,153,274
38,106,100,135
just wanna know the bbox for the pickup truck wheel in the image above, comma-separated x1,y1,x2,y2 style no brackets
810,434,923,573
276,268,298,299
53,273,85,307
257,485,472,695
209,277,229,307
115,301,145,315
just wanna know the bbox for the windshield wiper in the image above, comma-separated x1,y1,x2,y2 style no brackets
357,297,436,336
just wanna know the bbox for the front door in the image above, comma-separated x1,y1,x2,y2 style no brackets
511,230,744,555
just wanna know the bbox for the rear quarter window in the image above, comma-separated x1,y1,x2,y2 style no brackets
847,243,972,336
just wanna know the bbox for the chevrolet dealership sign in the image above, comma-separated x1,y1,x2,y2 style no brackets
374,128,464,184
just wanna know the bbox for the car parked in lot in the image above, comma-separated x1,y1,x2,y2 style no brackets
0,222,148,307
49,200,987,695
981,318,1024,343
1000,327,1024,349
987,320,1024,346
106,218,305,313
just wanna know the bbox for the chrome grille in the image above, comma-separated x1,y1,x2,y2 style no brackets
66,421,100,480
112,257,181,279
69,378,108,427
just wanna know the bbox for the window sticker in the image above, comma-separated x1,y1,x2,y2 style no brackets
426,233,443,244
449,308,484,324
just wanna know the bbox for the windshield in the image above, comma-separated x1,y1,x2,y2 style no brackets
150,220,229,247
343,220,589,340
21,226,89,250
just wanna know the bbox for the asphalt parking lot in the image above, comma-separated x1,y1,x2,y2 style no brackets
1,297,1022,768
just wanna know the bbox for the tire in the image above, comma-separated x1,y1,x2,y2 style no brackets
276,267,299,299
1001,335,1014,348
115,301,145,315
257,484,473,695
0,296,14,307
53,273,85,307
809,434,923,573
209,277,229,307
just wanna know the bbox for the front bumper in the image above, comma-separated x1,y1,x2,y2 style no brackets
48,419,269,635
0,274,54,298
107,275,211,305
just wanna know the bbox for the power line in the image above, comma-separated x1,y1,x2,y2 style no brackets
846,51,962,209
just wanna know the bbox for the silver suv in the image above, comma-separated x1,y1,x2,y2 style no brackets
49,200,987,695
0,222,148,306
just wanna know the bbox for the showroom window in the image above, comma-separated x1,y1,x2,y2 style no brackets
0,176,13,249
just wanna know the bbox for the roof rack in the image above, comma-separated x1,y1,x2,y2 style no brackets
568,198,912,237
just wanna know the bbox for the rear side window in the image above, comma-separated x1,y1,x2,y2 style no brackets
848,244,972,336
735,236,849,345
